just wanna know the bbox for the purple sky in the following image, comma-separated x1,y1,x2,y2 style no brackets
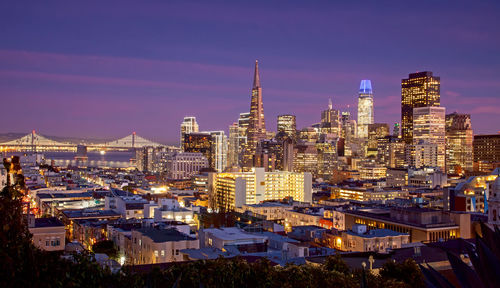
1,1,499,145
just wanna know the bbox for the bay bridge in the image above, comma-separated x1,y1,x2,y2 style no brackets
0,131,173,152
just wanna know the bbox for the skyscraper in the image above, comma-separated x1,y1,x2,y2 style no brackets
243,60,266,168
401,72,440,144
445,112,473,174
277,114,296,140
412,106,446,171
237,112,250,167
321,99,341,136
227,122,240,168
357,80,374,138
180,116,199,147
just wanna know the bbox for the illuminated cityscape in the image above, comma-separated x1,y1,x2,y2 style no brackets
1,1,500,287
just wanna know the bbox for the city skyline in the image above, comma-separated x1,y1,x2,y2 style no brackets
1,1,499,143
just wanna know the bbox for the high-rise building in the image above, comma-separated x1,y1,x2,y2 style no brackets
367,123,390,150
183,132,212,168
183,131,227,172
180,117,199,147
357,80,374,138
445,112,473,174
165,152,209,180
341,111,356,144
377,136,405,168
277,114,296,140
412,106,446,171
209,168,312,211
207,131,227,173
320,99,341,136
401,72,440,144
243,60,266,168
136,146,156,172
237,112,250,167
473,134,500,170
227,122,240,168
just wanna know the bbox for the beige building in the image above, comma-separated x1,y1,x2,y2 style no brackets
412,106,446,171
328,224,409,253
343,207,470,243
28,215,66,251
210,168,312,211
331,187,408,202
130,228,199,264
238,202,293,220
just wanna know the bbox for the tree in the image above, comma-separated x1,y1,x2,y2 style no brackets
92,240,119,260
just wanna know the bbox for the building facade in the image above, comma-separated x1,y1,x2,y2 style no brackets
412,106,446,171
357,80,374,138
445,112,473,174
401,71,440,145
180,116,199,148
209,168,312,211
243,61,267,168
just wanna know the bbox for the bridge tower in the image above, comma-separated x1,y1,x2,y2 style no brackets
31,130,36,152
132,131,136,148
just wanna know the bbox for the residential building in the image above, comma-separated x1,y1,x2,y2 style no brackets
130,228,198,264
199,227,268,253
209,168,312,211
277,114,297,140
328,224,409,253
473,134,500,171
28,215,65,251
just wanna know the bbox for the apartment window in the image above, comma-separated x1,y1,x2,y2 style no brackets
175,249,179,255
161,250,165,256
154,250,158,257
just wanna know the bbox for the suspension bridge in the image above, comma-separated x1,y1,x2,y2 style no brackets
0,131,170,152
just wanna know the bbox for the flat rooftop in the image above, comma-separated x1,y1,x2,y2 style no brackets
136,228,196,243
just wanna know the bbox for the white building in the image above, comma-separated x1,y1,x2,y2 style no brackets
412,106,446,171
105,195,148,219
165,152,208,179
357,80,374,138
209,168,312,210
180,116,199,147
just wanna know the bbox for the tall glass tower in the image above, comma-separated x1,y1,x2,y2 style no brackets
357,80,374,138
401,71,440,144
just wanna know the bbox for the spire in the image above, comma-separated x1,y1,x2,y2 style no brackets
253,60,261,89
328,98,333,110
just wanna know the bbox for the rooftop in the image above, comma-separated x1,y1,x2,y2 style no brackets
136,228,196,243
33,217,64,228
346,229,408,238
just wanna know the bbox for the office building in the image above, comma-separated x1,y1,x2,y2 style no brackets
412,106,446,171
367,123,390,150
377,136,405,168
320,99,341,136
165,152,208,180
180,116,199,147
243,61,267,168
445,112,473,174
357,80,374,138
473,134,500,169
401,71,440,144
183,132,213,168
277,114,297,140
207,131,227,172
227,122,240,168
209,168,312,211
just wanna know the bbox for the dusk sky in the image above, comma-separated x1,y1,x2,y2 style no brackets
1,1,499,145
